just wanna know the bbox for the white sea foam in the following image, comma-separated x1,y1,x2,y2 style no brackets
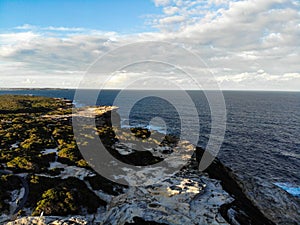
274,182,300,197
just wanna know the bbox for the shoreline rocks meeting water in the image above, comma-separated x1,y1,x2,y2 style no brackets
0,95,297,225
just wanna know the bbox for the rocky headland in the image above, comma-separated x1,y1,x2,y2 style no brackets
0,95,293,225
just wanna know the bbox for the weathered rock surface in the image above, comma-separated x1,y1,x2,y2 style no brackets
235,176,300,225
5,216,88,225
4,164,233,225
97,165,232,225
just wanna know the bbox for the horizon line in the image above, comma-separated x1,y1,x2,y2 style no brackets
0,87,300,93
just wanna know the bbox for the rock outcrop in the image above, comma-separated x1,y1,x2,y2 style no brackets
0,96,279,225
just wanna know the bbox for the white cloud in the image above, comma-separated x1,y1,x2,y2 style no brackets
159,15,186,24
0,1,299,90
163,6,180,15
208,0,230,5
0,73,83,89
15,24,37,30
42,26,85,32
153,0,171,7
15,24,86,32
0,32,40,46
216,71,300,90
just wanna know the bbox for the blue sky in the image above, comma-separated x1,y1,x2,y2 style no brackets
0,0,161,33
0,0,299,90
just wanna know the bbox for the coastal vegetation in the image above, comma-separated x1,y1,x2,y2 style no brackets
0,95,67,114
0,95,103,216
30,176,106,216
0,95,173,217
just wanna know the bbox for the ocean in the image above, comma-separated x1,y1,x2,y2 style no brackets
1,89,299,200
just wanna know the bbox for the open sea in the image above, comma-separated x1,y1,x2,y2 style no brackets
1,89,299,202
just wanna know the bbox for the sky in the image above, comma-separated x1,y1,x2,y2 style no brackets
0,0,299,91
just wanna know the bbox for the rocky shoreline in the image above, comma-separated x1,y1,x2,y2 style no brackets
2,154,277,225
0,95,292,225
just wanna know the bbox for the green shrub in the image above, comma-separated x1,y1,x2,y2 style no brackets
33,188,78,216
7,156,34,171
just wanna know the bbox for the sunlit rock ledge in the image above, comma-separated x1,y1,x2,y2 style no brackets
42,105,119,119
4,163,233,225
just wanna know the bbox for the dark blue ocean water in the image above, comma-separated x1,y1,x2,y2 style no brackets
1,89,299,198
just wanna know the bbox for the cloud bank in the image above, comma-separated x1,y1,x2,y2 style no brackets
0,0,299,90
